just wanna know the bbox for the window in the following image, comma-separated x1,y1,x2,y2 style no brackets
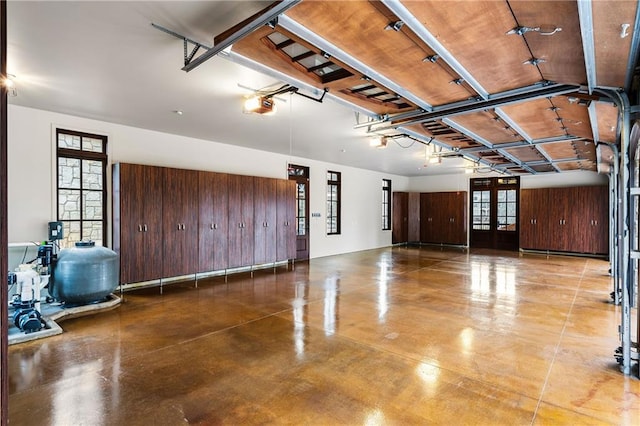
472,190,491,230
326,171,341,235
497,189,517,231
56,129,107,248
382,179,391,230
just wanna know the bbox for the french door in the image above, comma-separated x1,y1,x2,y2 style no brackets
288,164,310,260
470,177,520,250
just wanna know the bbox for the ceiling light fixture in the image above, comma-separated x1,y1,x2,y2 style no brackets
3,74,17,97
369,136,388,149
243,95,276,115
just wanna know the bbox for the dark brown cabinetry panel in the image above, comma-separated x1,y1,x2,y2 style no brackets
198,171,229,273
114,163,296,285
519,186,608,255
163,168,199,277
392,192,408,244
276,180,296,261
408,192,421,243
520,188,549,250
254,177,277,265
421,191,467,245
113,163,163,284
228,174,254,268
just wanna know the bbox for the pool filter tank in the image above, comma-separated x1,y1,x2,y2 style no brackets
50,241,119,305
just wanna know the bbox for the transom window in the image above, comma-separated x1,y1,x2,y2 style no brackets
327,171,341,235
56,129,107,248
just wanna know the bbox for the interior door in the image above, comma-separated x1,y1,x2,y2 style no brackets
288,164,310,260
471,177,519,250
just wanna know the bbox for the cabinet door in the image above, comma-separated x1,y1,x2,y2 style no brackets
198,172,229,272
254,177,277,264
392,192,408,244
576,186,609,254
115,163,163,284
163,168,198,277
228,175,254,268
547,187,573,252
276,180,296,261
408,192,421,242
444,191,467,245
420,192,434,243
520,189,549,250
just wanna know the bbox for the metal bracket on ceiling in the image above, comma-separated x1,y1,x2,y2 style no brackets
165,0,301,72
152,23,213,67
385,20,404,31
523,58,546,66
423,54,439,63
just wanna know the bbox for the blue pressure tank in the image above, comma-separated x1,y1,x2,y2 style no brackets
50,241,119,305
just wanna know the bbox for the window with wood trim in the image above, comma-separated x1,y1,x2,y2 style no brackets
382,179,391,230
56,129,107,248
326,171,341,235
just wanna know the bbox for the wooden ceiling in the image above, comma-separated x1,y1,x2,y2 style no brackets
229,0,638,174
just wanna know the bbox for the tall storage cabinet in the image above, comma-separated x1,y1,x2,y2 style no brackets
113,163,164,284
254,177,277,265
421,192,467,245
520,188,549,250
392,192,408,244
228,174,255,268
198,171,229,273
114,163,297,286
276,180,296,261
519,186,608,255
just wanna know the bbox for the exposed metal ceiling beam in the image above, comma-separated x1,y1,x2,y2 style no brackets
181,0,301,72
577,0,597,94
533,144,562,173
278,15,434,112
587,101,601,143
625,2,640,91
494,107,532,141
152,23,378,118
371,83,580,131
380,0,489,100
459,135,584,153
442,118,537,174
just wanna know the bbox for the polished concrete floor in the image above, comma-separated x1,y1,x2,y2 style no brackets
8,246,640,425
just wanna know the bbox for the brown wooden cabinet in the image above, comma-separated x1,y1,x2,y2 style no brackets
112,163,164,284
162,168,199,277
519,186,608,255
392,192,408,244
228,174,254,268
421,191,467,245
198,171,229,273
520,188,549,250
114,163,298,284
254,177,277,265
276,180,296,261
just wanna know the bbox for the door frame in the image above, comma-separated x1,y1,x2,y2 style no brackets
288,164,310,260
470,176,520,250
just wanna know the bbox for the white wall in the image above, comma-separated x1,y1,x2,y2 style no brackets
8,104,405,268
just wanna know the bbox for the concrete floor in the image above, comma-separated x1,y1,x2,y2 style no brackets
7,246,640,425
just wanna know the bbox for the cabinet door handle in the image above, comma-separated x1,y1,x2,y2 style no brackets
594,220,598,226
210,223,214,230
138,224,143,232
143,224,148,232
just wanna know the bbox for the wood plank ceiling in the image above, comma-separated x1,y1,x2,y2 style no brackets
230,0,639,174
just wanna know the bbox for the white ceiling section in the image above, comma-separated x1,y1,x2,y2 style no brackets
6,1,639,177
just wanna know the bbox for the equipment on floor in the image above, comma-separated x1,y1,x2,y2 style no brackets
50,241,119,305
9,268,46,333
